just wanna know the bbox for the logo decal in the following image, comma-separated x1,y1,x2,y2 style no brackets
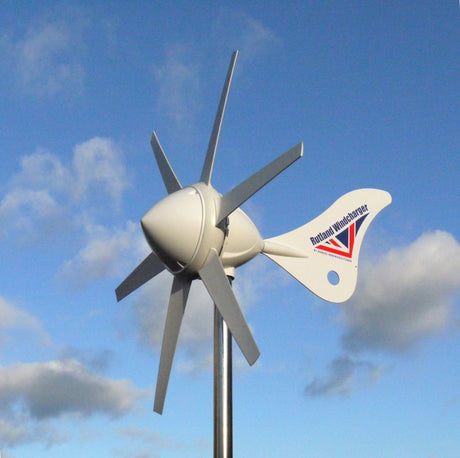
309,204,370,260
315,214,368,259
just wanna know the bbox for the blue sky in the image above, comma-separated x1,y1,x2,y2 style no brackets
0,1,459,457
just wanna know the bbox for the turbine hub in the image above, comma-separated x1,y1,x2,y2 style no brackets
141,184,225,275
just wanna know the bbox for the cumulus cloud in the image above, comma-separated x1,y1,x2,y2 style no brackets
59,220,146,289
341,231,460,353
72,137,128,206
12,149,72,193
305,355,381,397
0,359,145,419
0,11,86,96
57,345,114,373
0,295,50,347
233,13,279,59
0,359,148,446
0,417,32,447
212,10,279,61
0,187,64,242
0,137,128,244
307,231,460,397
153,44,201,129
0,416,69,449
0,296,147,448
0,137,135,292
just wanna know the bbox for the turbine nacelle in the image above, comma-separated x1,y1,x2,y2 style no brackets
222,208,264,273
141,182,265,278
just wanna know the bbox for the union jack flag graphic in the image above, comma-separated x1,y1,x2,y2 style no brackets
315,214,368,259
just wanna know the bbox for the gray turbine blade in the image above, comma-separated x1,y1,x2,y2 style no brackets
151,132,182,194
154,275,191,414
116,252,165,302
217,142,303,223
199,249,260,365
200,51,238,185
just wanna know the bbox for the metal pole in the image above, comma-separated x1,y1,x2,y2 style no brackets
213,277,233,458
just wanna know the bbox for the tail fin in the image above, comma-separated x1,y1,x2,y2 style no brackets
263,189,391,303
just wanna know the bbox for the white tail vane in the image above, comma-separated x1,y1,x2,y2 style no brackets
263,189,391,302
115,50,391,415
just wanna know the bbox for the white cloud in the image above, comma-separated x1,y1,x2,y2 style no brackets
0,295,50,347
0,188,63,241
153,45,201,129
0,359,148,446
0,359,146,419
59,220,146,289
0,151,68,237
341,231,460,353
212,10,279,61
0,15,85,97
305,231,460,398
13,150,71,193
72,137,128,206
234,13,280,59
0,417,31,447
0,138,129,245
0,137,134,292
305,355,381,397
58,346,114,373
0,416,68,449
0,296,147,448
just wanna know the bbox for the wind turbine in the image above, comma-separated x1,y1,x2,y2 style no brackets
116,50,390,437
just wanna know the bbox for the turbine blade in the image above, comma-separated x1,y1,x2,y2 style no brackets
151,132,182,194
154,275,191,414
200,51,238,185
115,252,165,302
199,249,260,365
217,142,303,223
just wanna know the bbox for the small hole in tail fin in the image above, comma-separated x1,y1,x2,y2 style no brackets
327,270,340,286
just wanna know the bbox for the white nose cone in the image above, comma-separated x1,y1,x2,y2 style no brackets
141,187,204,270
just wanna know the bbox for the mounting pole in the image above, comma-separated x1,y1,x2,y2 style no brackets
213,276,233,458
